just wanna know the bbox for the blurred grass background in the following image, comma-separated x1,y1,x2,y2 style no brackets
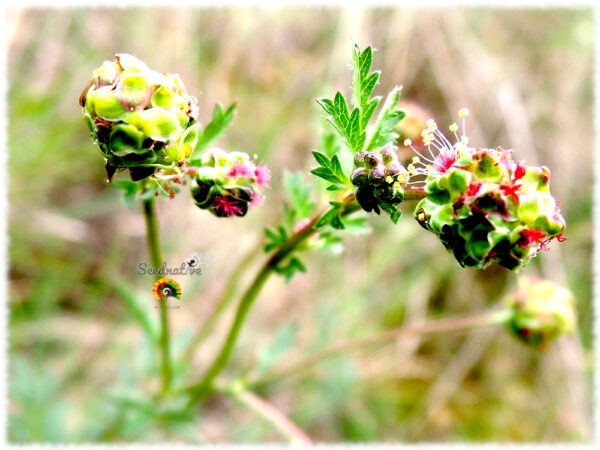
7,6,594,443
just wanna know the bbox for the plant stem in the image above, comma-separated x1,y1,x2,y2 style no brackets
180,241,263,363
214,381,312,444
185,194,359,404
247,309,511,388
404,188,427,200
142,195,172,394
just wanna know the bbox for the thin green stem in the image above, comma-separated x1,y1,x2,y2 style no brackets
214,381,312,444
180,241,263,363
247,309,511,388
185,194,359,404
142,194,172,394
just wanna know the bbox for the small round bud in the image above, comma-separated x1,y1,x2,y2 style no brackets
505,277,576,349
369,165,386,181
363,152,382,169
354,151,367,166
386,162,402,175
380,145,396,165
351,167,369,186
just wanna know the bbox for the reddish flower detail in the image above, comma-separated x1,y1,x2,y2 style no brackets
513,162,526,181
553,201,563,221
519,228,547,249
249,191,264,208
500,183,521,202
226,160,254,180
254,165,271,188
211,195,243,217
433,151,458,174
467,182,482,197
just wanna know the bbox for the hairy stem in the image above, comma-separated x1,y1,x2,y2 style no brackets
186,193,360,404
180,241,263,363
247,309,511,388
142,195,172,394
215,381,312,444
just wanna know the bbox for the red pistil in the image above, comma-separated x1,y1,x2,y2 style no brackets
211,196,243,217
513,162,526,181
500,183,521,202
519,228,547,249
467,182,482,196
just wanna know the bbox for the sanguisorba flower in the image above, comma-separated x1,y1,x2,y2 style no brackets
190,148,270,218
505,276,576,349
80,53,200,181
405,109,566,271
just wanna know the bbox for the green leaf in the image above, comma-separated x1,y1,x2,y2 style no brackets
265,225,287,252
366,86,405,151
379,201,402,224
317,92,365,153
310,151,350,186
196,102,236,153
351,44,382,133
274,256,307,283
312,151,330,168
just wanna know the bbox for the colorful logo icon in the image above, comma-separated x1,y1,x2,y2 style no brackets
152,277,182,300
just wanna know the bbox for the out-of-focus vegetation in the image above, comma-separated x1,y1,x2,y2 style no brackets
8,7,593,443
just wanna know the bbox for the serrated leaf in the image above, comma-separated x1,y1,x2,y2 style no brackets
329,155,350,184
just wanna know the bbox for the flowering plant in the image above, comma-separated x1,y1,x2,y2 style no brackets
79,45,577,443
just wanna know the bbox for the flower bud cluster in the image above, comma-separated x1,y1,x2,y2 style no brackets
351,145,407,215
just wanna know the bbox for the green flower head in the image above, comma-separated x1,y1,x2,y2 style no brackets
80,53,200,181
407,110,566,271
505,277,576,349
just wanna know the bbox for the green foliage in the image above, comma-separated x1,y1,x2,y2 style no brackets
310,151,350,189
194,102,237,156
364,87,405,151
316,43,405,157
